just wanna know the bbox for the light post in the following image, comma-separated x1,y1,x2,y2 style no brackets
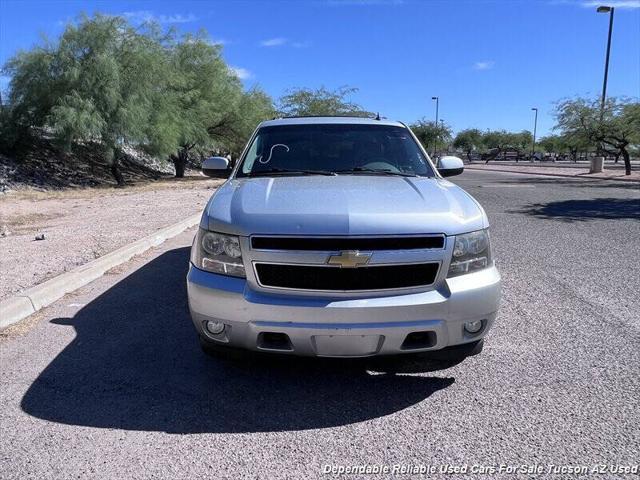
530,107,538,161
432,96,439,156
597,5,615,120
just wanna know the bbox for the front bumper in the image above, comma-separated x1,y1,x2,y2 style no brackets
187,264,501,357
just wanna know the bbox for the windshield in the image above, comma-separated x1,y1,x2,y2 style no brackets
237,124,435,177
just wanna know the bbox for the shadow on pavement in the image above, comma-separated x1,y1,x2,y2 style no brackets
517,198,640,222
21,247,455,434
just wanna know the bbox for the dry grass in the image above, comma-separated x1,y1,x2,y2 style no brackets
0,174,219,202
2,212,62,226
0,307,47,340
0,212,63,234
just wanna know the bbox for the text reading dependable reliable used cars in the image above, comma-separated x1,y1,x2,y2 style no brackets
187,116,501,360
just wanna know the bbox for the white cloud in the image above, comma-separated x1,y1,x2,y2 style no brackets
473,61,495,71
209,37,228,46
580,0,640,8
229,66,253,80
260,38,310,48
260,37,287,47
184,36,229,47
123,11,198,24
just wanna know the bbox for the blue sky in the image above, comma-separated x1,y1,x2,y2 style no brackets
1,0,639,137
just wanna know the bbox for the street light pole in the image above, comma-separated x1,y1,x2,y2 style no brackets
597,5,615,120
531,107,538,161
431,96,439,157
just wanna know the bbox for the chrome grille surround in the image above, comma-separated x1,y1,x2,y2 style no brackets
244,234,451,295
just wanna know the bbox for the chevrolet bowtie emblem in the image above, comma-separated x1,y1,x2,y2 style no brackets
327,250,372,268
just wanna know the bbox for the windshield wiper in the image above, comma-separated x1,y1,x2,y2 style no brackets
334,167,418,177
247,168,337,177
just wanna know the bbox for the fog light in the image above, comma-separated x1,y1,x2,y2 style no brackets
464,320,483,334
205,320,225,335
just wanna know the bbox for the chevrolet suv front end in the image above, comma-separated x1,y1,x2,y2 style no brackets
187,117,501,359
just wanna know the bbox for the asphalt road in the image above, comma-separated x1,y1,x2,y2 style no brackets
1,170,638,479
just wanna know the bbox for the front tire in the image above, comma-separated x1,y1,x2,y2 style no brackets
198,335,244,360
426,339,484,362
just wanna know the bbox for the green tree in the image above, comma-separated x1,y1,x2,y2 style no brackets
537,134,561,154
554,96,639,175
410,118,452,155
453,128,483,161
479,130,511,163
278,86,372,117
513,130,533,154
159,33,244,177
539,133,589,162
4,14,168,184
2,15,276,181
214,87,275,158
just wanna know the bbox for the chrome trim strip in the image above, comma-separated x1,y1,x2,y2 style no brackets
249,233,447,253
253,319,442,329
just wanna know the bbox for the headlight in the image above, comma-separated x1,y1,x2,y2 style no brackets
447,229,492,278
191,229,245,277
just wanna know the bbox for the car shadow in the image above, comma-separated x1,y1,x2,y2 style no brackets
21,247,455,434
515,198,640,222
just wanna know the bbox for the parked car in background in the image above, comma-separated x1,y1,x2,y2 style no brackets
188,117,501,360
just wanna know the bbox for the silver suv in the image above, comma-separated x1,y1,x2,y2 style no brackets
188,117,501,360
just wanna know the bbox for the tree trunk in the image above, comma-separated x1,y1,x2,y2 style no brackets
106,146,125,186
621,149,631,176
172,148,189,178
111,161,125,186
174,158,186,178
570,149,577,163
484,148,500,164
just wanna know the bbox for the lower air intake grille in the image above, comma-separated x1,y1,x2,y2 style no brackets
255,263,439,291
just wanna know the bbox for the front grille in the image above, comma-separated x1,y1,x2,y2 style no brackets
255,263,439,291
251,235,444,251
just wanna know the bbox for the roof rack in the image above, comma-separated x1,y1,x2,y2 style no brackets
279,114,379,119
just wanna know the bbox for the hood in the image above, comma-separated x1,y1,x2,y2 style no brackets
202,176,487,236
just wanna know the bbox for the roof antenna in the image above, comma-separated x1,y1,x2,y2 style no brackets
375,112,380,120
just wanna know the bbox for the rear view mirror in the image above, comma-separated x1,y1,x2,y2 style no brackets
437,156,464,177
202,156,230,177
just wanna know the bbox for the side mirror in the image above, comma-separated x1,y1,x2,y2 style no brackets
202,156,230,177
437,156,464,177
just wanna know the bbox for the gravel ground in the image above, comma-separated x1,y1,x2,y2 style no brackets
0,170,638,480
0,177,223,300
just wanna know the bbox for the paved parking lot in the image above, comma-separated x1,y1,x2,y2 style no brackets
1,170,638,479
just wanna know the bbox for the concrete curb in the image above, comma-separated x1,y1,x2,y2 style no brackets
465,165,639,183
0,213,201,331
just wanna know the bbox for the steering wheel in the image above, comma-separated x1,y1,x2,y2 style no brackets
360,160,401,173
